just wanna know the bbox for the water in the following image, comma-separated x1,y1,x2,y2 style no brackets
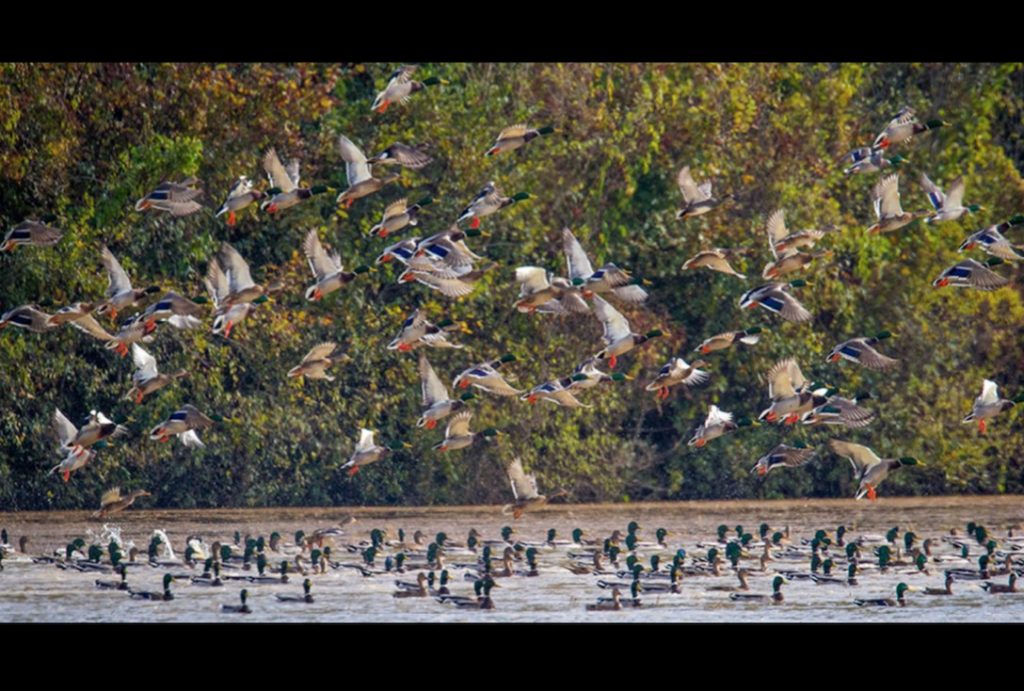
1,496,1022,622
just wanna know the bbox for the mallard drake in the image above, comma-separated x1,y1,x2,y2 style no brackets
97,314,153,356
855,582,911,607
758,358,815,424
259,148,328,214
503,457,566,520
826,332,898,371
681,248,747,279
456,181,529,229
921,173,980,224
521,378,590,408
340,428,405,476
366,142,433,169
962,379,1019,434
452,355,522,396
738,281,812,322
134,178,203,216
397,264,495,299
868,174,922,233
688,405,752,447
129,573,175,601
751,443,815,477
369,197,433,239
414,227,485,270
693,327,763,355
676,166,729,219
562,227,649,304
376,237,421,266
589,296,663,369
513,266,590,314
730,575,786,603
302,229,369,301
565,361,629,391
222,589,252,613
432,410,500,452
124,343,188,404
981,573,1018,594
800,392,877,428
93,488,150,518
140,292,204,331
191,560,224,586
205,257,266,339
149,404,216,448
388,309,467,352
336,134,399,209
0,305,57,333
371,65,443,113
828,439,920,501
2,220,63,252
645,358,710,400
215,175,265,226
485,124,555,156
873,107,947,149
959,217,1024,261
287,341,349,381
933,257,1009,291
53,408,127,463
842,148,907,175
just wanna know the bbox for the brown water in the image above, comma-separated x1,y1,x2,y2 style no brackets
2,496,1022,622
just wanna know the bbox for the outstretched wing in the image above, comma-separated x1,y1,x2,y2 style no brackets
53,408,78,446
562,227,595,280
419,353,450,406
508,457,539,500
676,166,700,203
356,428,376,453
591,296,631,346
303,341,338,364
131,343,159,380
263,148,297,193
303,229,342,280
100,245,134,298
828,439,882,474
445,410,473,438
219,243,257,292
338,135,372,186
920,173,945,211
766,357,799,399
875,174,904,218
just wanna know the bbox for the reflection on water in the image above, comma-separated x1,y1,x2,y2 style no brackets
2,497,1022,622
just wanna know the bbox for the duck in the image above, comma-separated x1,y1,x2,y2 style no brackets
867,174,922,233
589,296,663,370
432,410,501,452
681,248,747,279
412,228,485,273
191,560,224,586
503,457,567,520
140,292,205,331
215,175,265,226
388,309,468,352
49,448,96,483
366,142,434,169
827,439,921,501
738,281,812,322
452,356,523,396
259,148,329,214
812,562,859,586
215,243,271,305
95,246,160,320
46,301,98,328
394,572,430,598
53,408,127,463
371,65,444,114
921,173,981,224
95,565,130,590
800,392,877,429
205,256,268,340
276,578,314,603
958,216,1024,261
134,178,203,216
149,405,217,449
932,257,1009,291
456,181,529,229
873,107,948,149
730,575,786,603
688,405,752,448
586,587,623,611
397,264,495,300
707,569,751,592
124,343,188,404
287,341,350,382
565,361,630,391
562,227,649,304
369,197,433,239
962,379,1018,434
1,219,64,252
763,209,835,276
842,148,907,175
757,357,815,425
521,378,590,408
0,305,58,333
645,357,710,400
336,134,398,209
302,229,369,301
855,582,911,607
129,573,174,601
826,332,898,371
513,266,589,314
93,488,150,518
485,124,555,156
922,574,955,596
675,166,729,219
751,443,815,477
417,354,475,429
222,589,252,614
340,428,405,476
981,573,1018,594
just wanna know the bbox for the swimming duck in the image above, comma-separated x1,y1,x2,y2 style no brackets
485,124,555,156
124,343,188,404
1,220,64,252
0,305,58,333
707,569,751,592
688,405,752,447
129,573,174,601
287,342,350,382
738,281,812,322
855,582,910,607
826,332,898,371
135,178,203,216
873,107,947,149
216,175,265,226
366,142,434,169
93,488,150,518
521,378,590,408
920,173,980,224
222,589,252,613
868,174,922,233
681,248,747,279
827,439,920,501
191,560,224,587
369,197,433,239
645,357,710,400
456,181,529,229
275,578,314,603
693,328,763,355
730,575,786,603
259,148,328,214
981,573,1018,594
302,229,369,301
562,227,649,304
432,410,500,452
589,296,663,369
751,443,815,477
503,457,566,520
513,266,590,314
336,134,399,209
393,573,429,598
962,379,1019,434
149,404,216,449
676,166,729,219
452,355,523,396
842,148,907,175
340,428,406,476
922,574,955,596
95,564,130,591
958,216,1024,261
371,65,444,113
932,257,1009,291
417,354,475,429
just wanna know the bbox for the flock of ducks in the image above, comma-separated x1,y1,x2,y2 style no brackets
2,66,1023,519
1,517,1020,616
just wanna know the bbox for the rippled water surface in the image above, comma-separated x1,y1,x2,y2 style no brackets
2,496,1022,622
